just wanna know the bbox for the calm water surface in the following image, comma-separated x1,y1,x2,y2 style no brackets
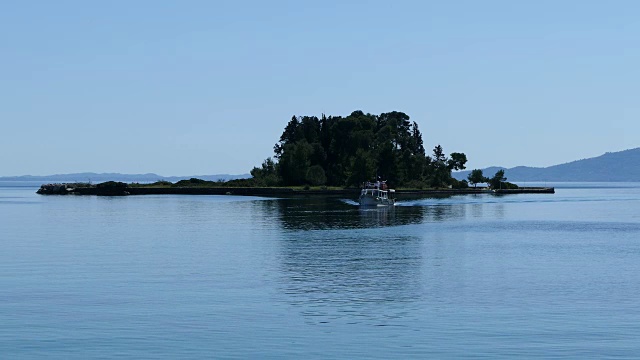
1,183,640,358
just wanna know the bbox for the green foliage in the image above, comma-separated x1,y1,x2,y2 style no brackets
376,142,397,184
487,170,518,189
278,141,313,185
428,145,449,188
173,178,212,187
95,181,128,195
448,152,468,171
223,178,261,187
151,180,173,187
306,165,327,186
501,181,519,189
347,149,376,186
96,181,127,189
256,111,468,188
488,170,506,189
467,169,488,188
403,180,428,189
450,178,469,189
251,157,280,186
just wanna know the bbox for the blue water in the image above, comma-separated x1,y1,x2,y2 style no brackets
1,183,640,358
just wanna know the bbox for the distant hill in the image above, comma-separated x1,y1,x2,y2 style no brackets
0,172,251,183
454,148,640,182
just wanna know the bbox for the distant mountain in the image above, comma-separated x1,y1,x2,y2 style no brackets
454,148,640,182
0,172,251,183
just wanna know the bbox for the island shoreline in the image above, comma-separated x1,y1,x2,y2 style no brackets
36,184,555,197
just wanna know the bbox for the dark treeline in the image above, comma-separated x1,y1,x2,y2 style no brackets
250,110,469,188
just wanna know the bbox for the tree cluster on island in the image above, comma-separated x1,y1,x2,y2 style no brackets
37,110,517,192
467,169,518,190
247,110,511,189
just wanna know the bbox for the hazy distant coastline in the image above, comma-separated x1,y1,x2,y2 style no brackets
0,173,251,183
453,148,640,182
3,147,639,184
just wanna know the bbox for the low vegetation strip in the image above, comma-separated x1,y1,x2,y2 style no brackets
37,181,554,197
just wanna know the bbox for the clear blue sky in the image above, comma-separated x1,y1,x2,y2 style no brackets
2,0,639,176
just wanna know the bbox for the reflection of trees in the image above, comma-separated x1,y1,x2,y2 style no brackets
255,196,425,231
249,197,428,323
248,195,482,324
252,195,478,231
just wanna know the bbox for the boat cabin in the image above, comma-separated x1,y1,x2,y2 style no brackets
360,188,391,200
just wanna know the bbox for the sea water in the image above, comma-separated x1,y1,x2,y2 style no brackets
1,182,639,358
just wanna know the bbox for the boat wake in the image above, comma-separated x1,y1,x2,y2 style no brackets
339,199,360,206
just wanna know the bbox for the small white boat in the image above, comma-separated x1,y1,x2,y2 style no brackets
359,181,396,206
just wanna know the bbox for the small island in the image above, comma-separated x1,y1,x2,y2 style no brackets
37,111,553,196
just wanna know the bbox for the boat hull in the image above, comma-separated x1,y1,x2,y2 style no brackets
359,195,395,207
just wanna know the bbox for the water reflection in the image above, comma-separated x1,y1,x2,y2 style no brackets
254,196,475,325
426,204,466,222
277,231,424,324
253,196,426,230
470,202,484,218
358,206,396,227
255,195,490,231
248,195,502,324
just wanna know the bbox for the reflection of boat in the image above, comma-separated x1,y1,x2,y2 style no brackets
359,205,395,226
359,181,396,207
